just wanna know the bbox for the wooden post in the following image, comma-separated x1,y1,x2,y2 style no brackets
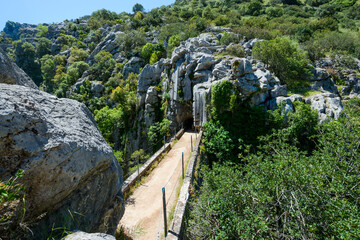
162,187,167,237
191,135,193,152
137,152,140,181
182,152,184,179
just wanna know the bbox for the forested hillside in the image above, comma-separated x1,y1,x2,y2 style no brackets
1,0,360,238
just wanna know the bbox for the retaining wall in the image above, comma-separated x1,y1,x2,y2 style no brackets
167,131,203,240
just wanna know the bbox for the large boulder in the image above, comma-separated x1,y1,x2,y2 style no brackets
0,48,38,89
0,84,124,238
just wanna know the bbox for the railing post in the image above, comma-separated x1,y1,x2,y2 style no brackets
182,152,184,179
137,152,140,181
162,187,167,237
191,135,193,152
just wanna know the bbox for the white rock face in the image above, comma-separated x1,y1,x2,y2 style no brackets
64,231,116,240
136,33,346,129
305,93,343,122
0,84,124,238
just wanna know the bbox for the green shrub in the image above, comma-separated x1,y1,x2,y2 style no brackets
219,32,240,45
147,119,171,149
187,101,360,239
253,37,312,86
214,15,230,26
203,121,234,166
223,44,245,58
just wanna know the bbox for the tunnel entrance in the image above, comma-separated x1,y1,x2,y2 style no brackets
183,118,194,130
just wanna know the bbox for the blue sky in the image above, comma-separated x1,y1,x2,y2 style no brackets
1,0,175,31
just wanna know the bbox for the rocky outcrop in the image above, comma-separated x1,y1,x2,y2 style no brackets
137,58,171,106
88,32,124,64
305,93,343,122
309,67,338,93
64,231,116,240
3,21,38,40
122,57,144,79
0,48,38,89
0,84,124,238
135,33,348,142
340,72,360,99
136,33,284,128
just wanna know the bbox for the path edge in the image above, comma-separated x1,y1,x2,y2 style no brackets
121,129,185,194
167,131,203,240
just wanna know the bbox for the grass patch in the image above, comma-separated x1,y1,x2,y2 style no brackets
302,90,322,97
288,86,322,98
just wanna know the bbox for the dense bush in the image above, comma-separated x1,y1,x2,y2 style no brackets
253,37,312,86
187,100,360,240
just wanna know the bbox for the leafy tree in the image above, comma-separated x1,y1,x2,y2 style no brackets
242,0,263,16
40,54,56,89
13,41,42,85
68,47,89,64
116,30,146,52
133,3,144,13
214,15,230,26
253,37,312,86
89,51,116,82
36,37,52,58
147,119,171,149
67,61,89,83
141,42,166,64
134,11,144,20
36,24,48,37
210,80,233,119
92,9,117,22
219,32,240,45
187,101,360,239
95,106,125,145
167,34,181,54
203,121,234,167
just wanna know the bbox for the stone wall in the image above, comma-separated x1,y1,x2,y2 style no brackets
167,131,203,240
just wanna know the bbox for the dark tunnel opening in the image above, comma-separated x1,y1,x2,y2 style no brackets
183,118,194,130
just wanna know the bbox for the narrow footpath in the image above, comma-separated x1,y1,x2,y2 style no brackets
118,132,196,240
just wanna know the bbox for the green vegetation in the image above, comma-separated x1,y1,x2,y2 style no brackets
253,37,312,86
2,2,360,238
187,93,360,239
0,170,26,238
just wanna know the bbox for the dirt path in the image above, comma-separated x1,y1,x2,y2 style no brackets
118,132,197,240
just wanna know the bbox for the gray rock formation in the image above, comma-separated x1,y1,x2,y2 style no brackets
122,57,144,79
0,48,38,89
340,73,360,98
64,231,116,240
88,31,124,64
135,32,347,140
193,82,212,126
0,84,124,238
91,81,105,97
305,93,343,122
144,86,159,128
137,59,171,106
